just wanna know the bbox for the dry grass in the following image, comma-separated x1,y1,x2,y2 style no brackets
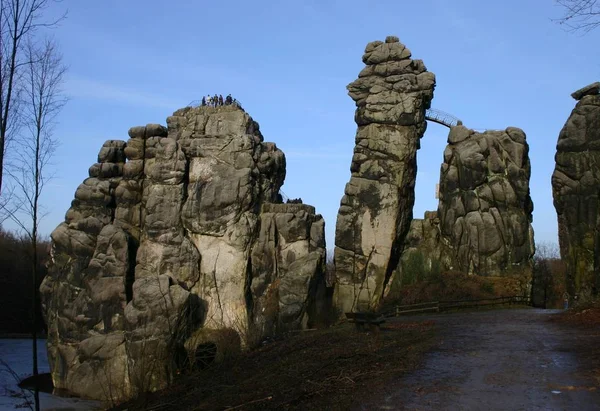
112,320,436,410
549,299,600,392
552,299,600,327
385,270,527,308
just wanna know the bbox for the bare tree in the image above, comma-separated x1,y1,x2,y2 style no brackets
534,242,561,261
0,0,65,198
10,37,66,411
555,0,600,32
532,242,563,308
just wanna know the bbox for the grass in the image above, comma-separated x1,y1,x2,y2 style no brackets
112,320,436,410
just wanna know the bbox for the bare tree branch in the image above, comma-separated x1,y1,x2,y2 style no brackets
554,0,600,33
7,35,66,411
0,0,67,198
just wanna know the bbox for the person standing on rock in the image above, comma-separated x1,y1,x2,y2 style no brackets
219,94,224,106
213,94,219,107
201,96,206,106
226,94,232,105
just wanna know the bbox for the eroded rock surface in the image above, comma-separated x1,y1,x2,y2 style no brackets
437,126,534,276
333,36,435,312
395,127,534,289
571,82,600,101
40,104,326,401
552,89,600,297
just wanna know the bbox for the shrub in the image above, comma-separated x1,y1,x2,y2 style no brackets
401,251,426,286
480,281,495,294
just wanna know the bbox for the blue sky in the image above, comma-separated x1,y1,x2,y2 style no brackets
16,0,599,250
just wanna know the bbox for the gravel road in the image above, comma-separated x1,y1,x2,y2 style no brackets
360,309,600,411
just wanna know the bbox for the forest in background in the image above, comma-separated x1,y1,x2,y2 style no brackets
0,227,49,335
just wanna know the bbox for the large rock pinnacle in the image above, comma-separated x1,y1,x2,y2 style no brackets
553,86,600,298
40,104,327,401
392,126,535,298
333,37,435,312
437,126,534,275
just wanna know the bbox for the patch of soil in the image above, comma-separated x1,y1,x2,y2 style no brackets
113,320,435,410
551,304,600,327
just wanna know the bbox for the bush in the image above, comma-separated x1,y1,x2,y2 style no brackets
401,251,426,286
398,251,442,286
480,281,495,294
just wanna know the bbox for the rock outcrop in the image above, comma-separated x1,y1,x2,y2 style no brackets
333,36,435,312
571,82,600,101
436,126,534,275
395,127,535,288
552,85,600,298
40,104,326,401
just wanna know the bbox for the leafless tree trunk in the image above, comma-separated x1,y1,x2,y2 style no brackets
555,0,600,32
10,37,66,411
0,0,65,198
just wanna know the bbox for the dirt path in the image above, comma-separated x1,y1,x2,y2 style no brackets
360,309,600,411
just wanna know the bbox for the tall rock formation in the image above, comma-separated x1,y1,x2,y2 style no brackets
40,104,326,401
394,126,535,291
552,83,600,298
437,126,534,275
334,36,435,312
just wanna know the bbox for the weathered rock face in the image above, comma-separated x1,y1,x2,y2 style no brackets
437,126,535,276
333,36,435,312
394,127,535,288
552,87,600,298
40,104,326,401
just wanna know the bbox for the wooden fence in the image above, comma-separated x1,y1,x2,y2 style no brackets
384,295,532,317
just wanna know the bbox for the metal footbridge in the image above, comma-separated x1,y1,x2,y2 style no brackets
425,109,462,128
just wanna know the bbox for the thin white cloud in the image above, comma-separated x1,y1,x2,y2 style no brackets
64,75,183,110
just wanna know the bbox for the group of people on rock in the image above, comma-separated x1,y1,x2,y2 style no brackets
202,94,236,107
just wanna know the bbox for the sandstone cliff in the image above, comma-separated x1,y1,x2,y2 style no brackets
40,104,326,401
333,36,435,312
552,83,600,298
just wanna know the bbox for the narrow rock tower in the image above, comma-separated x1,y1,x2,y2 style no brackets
333,36,435,312
552,82,600,298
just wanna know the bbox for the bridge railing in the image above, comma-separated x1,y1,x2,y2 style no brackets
425,108,462,128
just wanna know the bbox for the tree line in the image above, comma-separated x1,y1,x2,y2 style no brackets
0,226,49,334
